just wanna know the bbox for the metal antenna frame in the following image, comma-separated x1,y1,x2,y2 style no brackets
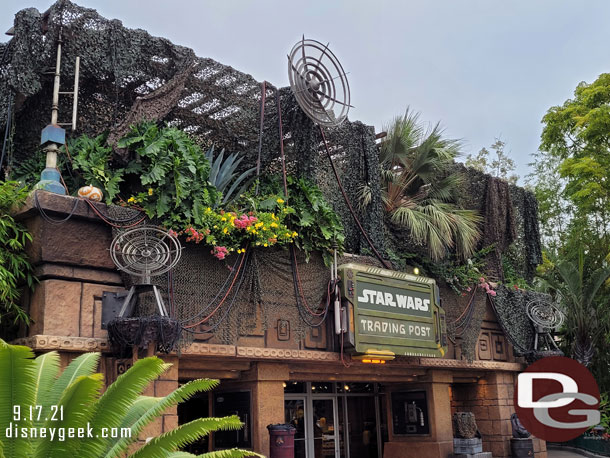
109,226,182,318
287,36,352,127
50,30,81,131
526,299,564,352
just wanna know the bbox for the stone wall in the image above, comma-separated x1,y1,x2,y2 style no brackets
451,372,546,458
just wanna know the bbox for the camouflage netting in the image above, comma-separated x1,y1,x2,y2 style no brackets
490,285,554,360
107,205,385,348
450,163,542,284
443,288,488,362
0,0,384,255
3,1,541,352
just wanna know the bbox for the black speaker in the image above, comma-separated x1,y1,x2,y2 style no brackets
101,291,128,329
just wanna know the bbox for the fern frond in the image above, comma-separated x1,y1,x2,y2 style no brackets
34,374,103,458
76,357,170,458
33,351,60,427
130,416,243,458
198,448,264,458
0,340,36,458
105,378,220,458
43,352,100,409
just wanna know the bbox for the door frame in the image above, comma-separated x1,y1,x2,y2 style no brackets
284,395,310,458
310,395,340,457
285,382,384,458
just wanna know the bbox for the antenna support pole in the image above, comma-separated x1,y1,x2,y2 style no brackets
51,34,62,125
71,56,80,130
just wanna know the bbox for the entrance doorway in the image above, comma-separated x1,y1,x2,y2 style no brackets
284,382,386,458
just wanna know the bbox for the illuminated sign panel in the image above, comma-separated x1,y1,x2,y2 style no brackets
339,263,447,358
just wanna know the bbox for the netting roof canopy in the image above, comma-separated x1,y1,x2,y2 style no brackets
1,0,386,253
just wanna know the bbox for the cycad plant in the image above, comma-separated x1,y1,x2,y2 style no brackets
539,251,610,367
366,108,481,260
0,340,261,458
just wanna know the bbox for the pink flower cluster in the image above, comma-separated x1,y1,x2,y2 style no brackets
233,214,258,229
185,226,208,243
211,246,228,260
478,277,497,296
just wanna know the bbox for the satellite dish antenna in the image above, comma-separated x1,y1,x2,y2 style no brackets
526,298,564,353
110,226,182,318
287,36,352,127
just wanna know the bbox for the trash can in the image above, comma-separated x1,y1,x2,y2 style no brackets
267,424,296,458
511,438,534,457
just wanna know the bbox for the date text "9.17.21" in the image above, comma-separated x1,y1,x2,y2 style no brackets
13,405,64,422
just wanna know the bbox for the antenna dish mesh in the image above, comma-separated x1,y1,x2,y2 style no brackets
110,226,181,277
288,37,351,127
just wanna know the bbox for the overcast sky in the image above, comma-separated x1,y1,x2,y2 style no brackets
4,1,610,182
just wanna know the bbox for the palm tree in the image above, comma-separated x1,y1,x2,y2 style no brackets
539,251,610,366
0,340,262,458
363,108,481,260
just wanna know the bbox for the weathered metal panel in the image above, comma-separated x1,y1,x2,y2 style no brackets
339,263,447,358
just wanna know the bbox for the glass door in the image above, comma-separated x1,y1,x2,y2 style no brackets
344,396,378,458
284,382,385,458
285,397,308,458
311,397,339,458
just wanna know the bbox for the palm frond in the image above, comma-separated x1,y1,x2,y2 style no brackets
198,448,265,458
390,206,447,260
583,265,610,309
33,351,60,408
379,108,481,259
105,378,220,458
555,261,584,307
34,374,103,458
380,108,422,166
427,174,463,202
450,209,483,259
129,416,243,458
32,351,62,435
0,340,36,458
356,183,372,210
77,357,170,458
44,352,100,409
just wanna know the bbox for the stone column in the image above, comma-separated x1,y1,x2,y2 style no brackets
457,372,546,458
383,370,454,458
138,354,180,445
242,362,289,456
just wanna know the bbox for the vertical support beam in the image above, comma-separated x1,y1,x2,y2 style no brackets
51,36,62,125
242,362,289,456
72,57,80,130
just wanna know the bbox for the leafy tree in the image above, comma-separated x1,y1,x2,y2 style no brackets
465,138,519,185
539,73,610,240
538,250,610,367
369,108,482,260
0,341,261,458
532,73,610,392
526,151,572,250
0,181,35,325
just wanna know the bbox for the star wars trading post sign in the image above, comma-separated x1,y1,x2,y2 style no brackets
338,263,447,358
